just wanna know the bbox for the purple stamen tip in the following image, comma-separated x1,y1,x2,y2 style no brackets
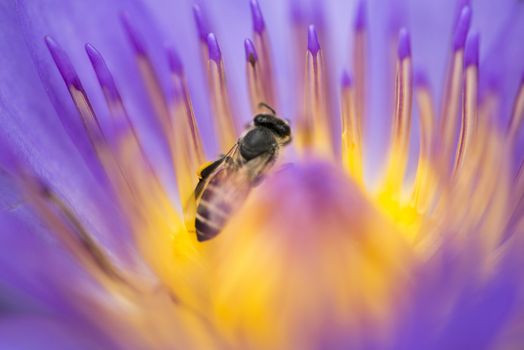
354,0,366,31
414,69,429,88
250,0,265,33
45,36,82,90
457,0,471,18
207,33,221,63
121,13,146,55
193,4,209,42
453,6,472,51
341,70,353,88
464,33,480,67
307,25,321,55
244,39,258,65
397,28,411,60
166,46,184,74
85,43,120,100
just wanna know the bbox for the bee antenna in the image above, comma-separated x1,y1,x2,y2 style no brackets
258,102,276,115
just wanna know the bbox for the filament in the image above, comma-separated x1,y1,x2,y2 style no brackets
299,25,332,156
250,0,276,106
340,72,363,183
44,36,134,200
84,43,180,261
411,73,436,212
122,15,172,144
353,0,367,126
206,34,239,151
245,39,266,114
85,43,164,214
193,4,212,80
382,29,413,194
19,172,133,290
290,0,306,124
438,6,471,176
453,34,479,174
512,160,524,220
45,37,105,151
507,76,524,146
85,44,156,179
167,46,206,217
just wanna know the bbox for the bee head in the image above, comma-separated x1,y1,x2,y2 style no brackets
254,114,291,139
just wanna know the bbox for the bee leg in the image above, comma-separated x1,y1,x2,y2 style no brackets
198,157,226,180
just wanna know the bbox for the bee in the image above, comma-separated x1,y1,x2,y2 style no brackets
193,103,291,241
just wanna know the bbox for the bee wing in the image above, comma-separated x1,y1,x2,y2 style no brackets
194,143,240,199
183,143,240,230
194,151,276,241
236,149,277,186
194,157,227,200
200,150,276,212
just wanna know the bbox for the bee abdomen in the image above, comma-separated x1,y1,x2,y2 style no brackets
195,193,233,242
195,216,221,242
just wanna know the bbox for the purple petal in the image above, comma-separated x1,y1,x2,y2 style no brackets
0,316,111,349
0,1,140,266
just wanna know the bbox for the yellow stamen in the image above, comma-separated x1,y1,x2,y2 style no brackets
340,77,363,183
353,28,367,128
453,63,478,174
438,49,464,175
170,70,206,222
207,56,238,152
411,83,436,212
507,80,524,146
246,52,266,114
253,31,276,106
135,56,172,139
298,27,332,156
382,55,412,194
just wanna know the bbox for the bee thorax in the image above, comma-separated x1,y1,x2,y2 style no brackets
240,127,276,161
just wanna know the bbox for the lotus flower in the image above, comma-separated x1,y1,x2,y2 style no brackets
1,0,524,348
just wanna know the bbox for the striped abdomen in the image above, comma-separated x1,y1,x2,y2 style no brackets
195,169,248,242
